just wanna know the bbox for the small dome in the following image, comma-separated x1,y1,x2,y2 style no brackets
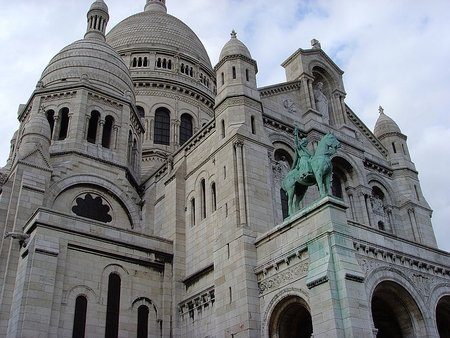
374,107,402,138
18,110,51,157
39,39,134,100
89,0,108,12
219,31,252,60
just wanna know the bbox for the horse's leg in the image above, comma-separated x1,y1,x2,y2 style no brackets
287,188,294,216
324,171,332,196
296,185,308,209
316,172,325,197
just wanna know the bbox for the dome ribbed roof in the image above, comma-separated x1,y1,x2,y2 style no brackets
374,108,402,138
219,31,252,60
106,11,212,70
40,39,134,100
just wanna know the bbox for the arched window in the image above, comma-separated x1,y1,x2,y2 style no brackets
156,58,161,68
46,110,55,138
280,188,288,220
221,72,224,86
102,115,114,149
138,57,142,67
132,139,138,169
132,58,137,67
189,67,193,77
143,57,148,67
58,107,69,140
251,116,255,135
246,69,250,81
137,305,149,338
211,182,217,212
190,198,196,226
221,120,225,139
232,66,236,79
331,173,343,198
168,60,172,69
162,59,167,69
181,64,185,73
201,179,206,219
392,142,397,153
127,131,132,164
87,111,100,144
179,114,193,146
105,273,121,338
136,105,145,118
72,295,87,338
154,108,170,145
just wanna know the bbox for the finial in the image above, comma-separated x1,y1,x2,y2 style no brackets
145,0,167,13
311,39,321,49
231,30,237,39
379,106,384,114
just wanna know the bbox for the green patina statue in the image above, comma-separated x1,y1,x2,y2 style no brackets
281,127,341,216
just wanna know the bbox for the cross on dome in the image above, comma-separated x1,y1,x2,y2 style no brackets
379,106,384,114
231,30,237,38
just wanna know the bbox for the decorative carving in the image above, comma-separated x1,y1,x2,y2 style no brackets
179,287,215,321
313,82,329,124
258,260,308,295
283,99,297,114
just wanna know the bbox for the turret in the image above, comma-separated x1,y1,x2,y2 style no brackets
374,106,413,169
215,30,259,106
84,0,109,41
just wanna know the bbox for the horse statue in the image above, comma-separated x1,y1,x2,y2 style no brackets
281,131,341,216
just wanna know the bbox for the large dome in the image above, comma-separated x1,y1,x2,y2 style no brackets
40,39,135,100
106,10,212,70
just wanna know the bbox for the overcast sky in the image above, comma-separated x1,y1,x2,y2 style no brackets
0,0,449,251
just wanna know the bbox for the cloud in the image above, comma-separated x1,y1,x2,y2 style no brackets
0,0,449,250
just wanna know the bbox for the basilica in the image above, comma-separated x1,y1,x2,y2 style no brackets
0,0,449,337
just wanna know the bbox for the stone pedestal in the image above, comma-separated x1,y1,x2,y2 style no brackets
304,197,373,338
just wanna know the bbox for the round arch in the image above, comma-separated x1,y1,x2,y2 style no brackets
366,269,428,337
436,294,450,338
45,174,141,228
268,295,312,338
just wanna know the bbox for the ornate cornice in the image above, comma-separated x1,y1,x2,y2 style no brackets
259,80,302,98
363,158,393,177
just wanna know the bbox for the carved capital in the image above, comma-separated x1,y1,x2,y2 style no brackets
233,140,244,149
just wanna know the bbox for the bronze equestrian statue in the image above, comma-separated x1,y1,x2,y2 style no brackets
281,127,341,216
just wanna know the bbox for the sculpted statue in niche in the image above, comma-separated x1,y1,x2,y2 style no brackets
314,82,330,124
283,99,297,114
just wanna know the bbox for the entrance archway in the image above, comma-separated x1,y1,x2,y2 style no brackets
371,281,426,337
269,296,312,338
436,295,450,338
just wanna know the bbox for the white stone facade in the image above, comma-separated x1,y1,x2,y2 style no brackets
0,0,449,337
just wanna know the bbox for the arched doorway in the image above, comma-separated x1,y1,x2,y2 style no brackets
436,295,450,338
371,281,426,337
269,296,313,338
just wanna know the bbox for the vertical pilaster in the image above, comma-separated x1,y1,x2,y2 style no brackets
234,140,247,226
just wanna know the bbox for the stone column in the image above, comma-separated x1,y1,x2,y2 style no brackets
52,115,60,141
234,140,247,226
112,125,119,150
84,115,90,140
301,77,312,109
308,79,316,110
97,119,104,145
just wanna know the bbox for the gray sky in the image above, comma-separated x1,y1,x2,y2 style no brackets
1,0,449,251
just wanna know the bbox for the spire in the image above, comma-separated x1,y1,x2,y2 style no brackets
378,105,385,115
145,0,167,13
84,0,109,41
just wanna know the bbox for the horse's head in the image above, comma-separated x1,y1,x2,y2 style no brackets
318,133,341,155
